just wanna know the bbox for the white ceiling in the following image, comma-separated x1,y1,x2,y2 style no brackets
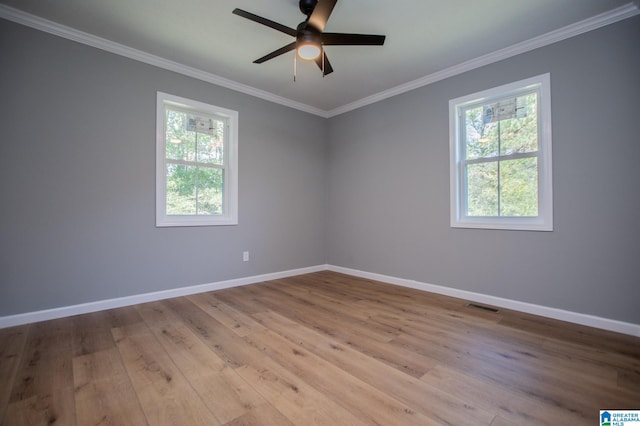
1,0,638,115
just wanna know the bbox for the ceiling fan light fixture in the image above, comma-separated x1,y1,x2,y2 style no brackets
297,43,321,60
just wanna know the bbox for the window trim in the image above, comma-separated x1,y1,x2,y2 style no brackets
449,73,553,231
156,92,238,227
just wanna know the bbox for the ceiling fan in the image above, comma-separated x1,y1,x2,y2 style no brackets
232,0,386,77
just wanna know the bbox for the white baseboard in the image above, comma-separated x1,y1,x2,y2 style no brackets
0,265,326,329
2,263,638,337
326,265,640,337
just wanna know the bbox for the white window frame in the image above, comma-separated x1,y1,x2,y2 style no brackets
449,73,553,231
156,92,238,227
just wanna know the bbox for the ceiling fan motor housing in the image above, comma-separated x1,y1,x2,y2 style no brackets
296,22,322,45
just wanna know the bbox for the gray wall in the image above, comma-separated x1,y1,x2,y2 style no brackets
0,19,327,316
2,16,639,324
327,16,640,324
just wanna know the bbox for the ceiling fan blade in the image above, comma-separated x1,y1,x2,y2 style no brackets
322,33,386,46
254,42,297,64
308,0,338,32
232,8,297,37
314,51,334,75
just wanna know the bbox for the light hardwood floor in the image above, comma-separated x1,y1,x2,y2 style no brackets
1,271,638,425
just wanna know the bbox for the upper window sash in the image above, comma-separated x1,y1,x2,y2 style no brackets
164,106,228,169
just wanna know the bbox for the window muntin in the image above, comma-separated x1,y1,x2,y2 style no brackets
157,92,238,227
449,74,552,231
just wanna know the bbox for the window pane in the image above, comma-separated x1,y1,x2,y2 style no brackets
196,167,224,215
466,162,498,216
166,164,196,215
166,164,224,215
166,109,196,162
500,157,538,217
499,93,538,156
465,106,498,160
196,119,224,165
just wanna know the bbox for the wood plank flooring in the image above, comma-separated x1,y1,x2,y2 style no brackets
1,271,638,425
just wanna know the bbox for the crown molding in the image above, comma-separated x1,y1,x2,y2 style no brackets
0,4,329,118
326,2,640,117
1,3,637,119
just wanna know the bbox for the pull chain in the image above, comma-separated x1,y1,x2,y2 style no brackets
294,53,297,82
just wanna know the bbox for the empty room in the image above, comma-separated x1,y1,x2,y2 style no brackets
1,0,639,424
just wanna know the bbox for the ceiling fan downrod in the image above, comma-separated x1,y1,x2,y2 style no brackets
299,0,318,17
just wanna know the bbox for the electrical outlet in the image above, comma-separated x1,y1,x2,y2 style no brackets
243,251,249,262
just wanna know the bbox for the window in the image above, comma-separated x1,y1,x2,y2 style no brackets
156,92,238,226
449,74,552,231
